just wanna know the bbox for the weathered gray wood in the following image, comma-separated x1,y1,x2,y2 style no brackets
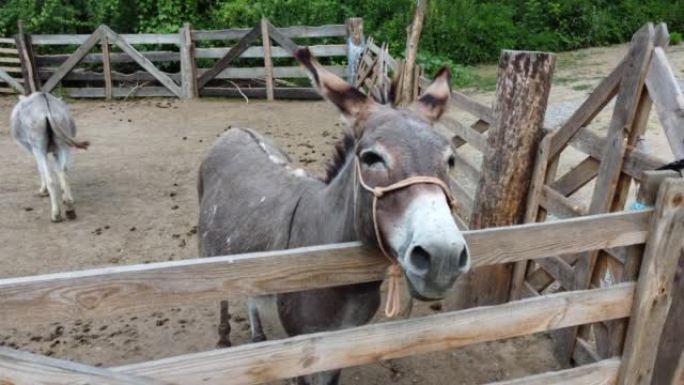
101,32,112,100
196,44,345,60
197,23,261,88
536,256,575,290
0,47,19,54
115,285,634,385
646,47,684,159
619,179,684,385
440,116,489,152
41,26,104,92
267,21,299,54
452,89,495,123
367,40,397,71
452,119,490,149
0,56,20,63
485,359,619,385
0,347,165,385
549,58,626,158
0,67,24,94
450,177,475,219
31,33,179,45
345,17,364,81
551,157,600,196
572,337,602,366
261,18,275,101
179,23,197,99
191,24,347,41
37,50,180,65
397,0,427,105
0,37,15,44
540,186,586,218
0,210,650,327
452,152,481,184
64,86,175,98
15,21,39,93
0,65,22,73
466,50,556,306
104,26,182,97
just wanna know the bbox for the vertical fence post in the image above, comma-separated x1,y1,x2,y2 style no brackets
260,18,274,101
345,17,364,82
179,22,197,99
618,178,684,385
101,30,112,100
464,50,556,307
14,20,39,94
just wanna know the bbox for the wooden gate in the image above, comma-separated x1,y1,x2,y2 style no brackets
0,36,24,94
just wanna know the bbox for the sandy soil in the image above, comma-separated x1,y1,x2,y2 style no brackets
0,41,682,384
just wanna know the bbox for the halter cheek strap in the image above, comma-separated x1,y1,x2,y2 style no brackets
355,158,456,317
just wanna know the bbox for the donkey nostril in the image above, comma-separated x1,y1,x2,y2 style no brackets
458,247,470,270
409,246,431,275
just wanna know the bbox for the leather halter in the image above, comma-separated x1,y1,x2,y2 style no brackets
355,157,456,317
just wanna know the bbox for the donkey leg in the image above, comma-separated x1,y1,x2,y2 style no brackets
216,300,231,348
32,148,62,222
55,147,76,220
247,298,267,343
38,173,48,197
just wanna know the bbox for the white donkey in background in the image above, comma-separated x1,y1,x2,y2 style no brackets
11,92,89,222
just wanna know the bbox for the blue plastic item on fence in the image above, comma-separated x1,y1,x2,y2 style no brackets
629,201,649,211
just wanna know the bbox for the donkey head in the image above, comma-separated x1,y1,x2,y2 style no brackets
296,48,470,301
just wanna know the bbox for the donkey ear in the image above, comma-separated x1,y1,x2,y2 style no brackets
411,66,452,122
295,48,376,127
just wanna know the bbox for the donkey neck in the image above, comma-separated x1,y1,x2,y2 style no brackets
289,154,359,246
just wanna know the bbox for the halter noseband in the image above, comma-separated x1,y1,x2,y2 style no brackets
355,157,456,317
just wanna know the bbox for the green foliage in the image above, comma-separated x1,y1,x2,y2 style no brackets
1,0,682,68
672,32,683,45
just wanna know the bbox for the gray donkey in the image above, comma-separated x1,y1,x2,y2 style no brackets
11,92,89,222
198,48,469,385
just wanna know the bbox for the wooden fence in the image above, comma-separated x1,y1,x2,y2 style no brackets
14,18,359,100
1,176,682,384
0,36,23,94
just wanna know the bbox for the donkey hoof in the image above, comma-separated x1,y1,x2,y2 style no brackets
51,213,64,223
37,189,49,197
216,339,232,348
251,334,266,343
65,209,77,220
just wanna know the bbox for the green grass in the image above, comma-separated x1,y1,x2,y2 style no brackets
571,83,593,91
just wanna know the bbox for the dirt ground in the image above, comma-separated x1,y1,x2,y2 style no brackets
0,41,682,384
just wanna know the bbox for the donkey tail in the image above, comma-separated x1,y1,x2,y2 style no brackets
42,93,90,150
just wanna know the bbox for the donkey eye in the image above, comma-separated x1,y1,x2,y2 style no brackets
447,155,456,169
361,151,385,167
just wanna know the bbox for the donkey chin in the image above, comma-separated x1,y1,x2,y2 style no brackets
390,190,471,301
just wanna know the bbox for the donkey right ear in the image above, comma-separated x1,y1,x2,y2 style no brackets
295,48,376,131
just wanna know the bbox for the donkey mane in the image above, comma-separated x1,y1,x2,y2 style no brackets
323,133,355,184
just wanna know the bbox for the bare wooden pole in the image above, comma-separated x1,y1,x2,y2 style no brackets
464,50,555,307
101,31,112,100
179,22,197,99
260,18,274,101
398,0,427,105
14,20,39,94
618,178,684,385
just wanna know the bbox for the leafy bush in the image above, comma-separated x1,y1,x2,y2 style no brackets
1,0,682,67
672,32,683,45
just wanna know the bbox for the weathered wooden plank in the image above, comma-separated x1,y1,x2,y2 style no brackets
646,47,684,159
179,23,197,99
450,177,475,218
267,21,299,54
0,37,16,44
31,33,179,45
452,89,495,123
367,40,398,71
192,24,347,41
551,157,600,196
36,50,180,65
101,33,112,100
41,26,104,92
63,86,175,98
116,285,634,385
0,65,21,73
197,23,261,88
485,359,619,385
0,56,20,63
0,86,16,93
452,151,481,184
540,186,586,219
536,256,575,291
466,50,555,307
549,58,626,158
619,179,684,385
261,18,275,101
0,210,650,327
197,44,345,60
105,26,182,97
0,347,165,385
15,22,41,93
0,67,24,94
0,47,19,54
440,116,489,152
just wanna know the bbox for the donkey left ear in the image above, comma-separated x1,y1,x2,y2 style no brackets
411,66,452,122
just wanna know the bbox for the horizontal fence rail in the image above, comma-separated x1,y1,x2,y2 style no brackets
0,209,651,327
113,284,634,385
